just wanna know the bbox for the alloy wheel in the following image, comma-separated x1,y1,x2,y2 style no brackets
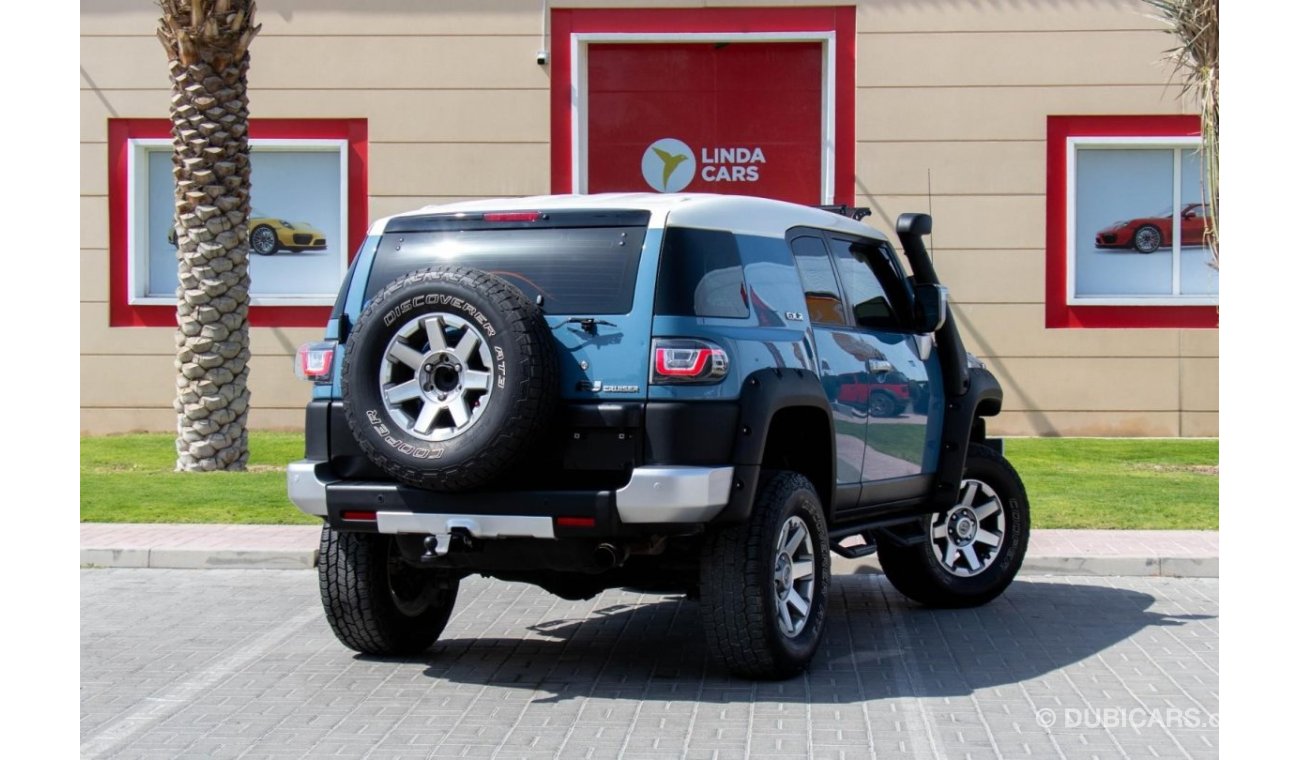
928,478,1006,577
379,312,495,442
772,515,817,637
251,226,277,255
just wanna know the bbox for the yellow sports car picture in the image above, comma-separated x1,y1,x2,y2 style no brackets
166,209,327,255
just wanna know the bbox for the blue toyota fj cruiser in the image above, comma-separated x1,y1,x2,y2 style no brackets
289,193,1029,679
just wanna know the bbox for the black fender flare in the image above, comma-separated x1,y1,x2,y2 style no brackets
932,366,1003,509
714,367,836,522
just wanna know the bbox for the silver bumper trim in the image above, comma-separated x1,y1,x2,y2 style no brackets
287,459,336,517
376,512,555,539
288,459,736,529
615,466,734,524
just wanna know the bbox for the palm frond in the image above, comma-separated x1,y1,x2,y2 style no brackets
1145,0,1218,267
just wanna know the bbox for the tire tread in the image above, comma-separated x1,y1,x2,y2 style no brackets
318,526,457,656
699,471,829,679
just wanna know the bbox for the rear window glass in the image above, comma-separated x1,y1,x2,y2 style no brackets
654,227,749,318
366,225,647,315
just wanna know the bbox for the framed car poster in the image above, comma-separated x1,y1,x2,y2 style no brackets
108,118,368,327
1071,140,1217,303
1045,115,1217,329
136,139,345,304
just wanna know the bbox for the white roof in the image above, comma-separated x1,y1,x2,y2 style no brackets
371,193,890,242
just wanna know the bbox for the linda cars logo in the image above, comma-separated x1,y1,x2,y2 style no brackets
641,137,770,192
641,138,696,193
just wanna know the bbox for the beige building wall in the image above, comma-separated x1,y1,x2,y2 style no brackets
80,0,1218,436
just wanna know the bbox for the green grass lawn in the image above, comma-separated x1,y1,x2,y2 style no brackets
80,433,1218,530
80,432,317,525
1006,437,1217,530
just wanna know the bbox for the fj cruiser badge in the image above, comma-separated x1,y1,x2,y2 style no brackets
576,380,640,393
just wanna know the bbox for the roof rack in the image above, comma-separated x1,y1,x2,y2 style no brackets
816,204,872,221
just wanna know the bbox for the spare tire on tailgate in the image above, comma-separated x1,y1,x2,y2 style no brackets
342,266,557,491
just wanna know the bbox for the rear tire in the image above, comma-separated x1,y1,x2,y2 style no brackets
1133,225,1162,254
868,391,897,418
878,444,1029,608
318,526,460,656
699,471,831,679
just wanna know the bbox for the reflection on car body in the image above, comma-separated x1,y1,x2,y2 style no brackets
831,369,911,417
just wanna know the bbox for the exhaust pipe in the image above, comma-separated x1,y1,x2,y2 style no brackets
593,543,628,570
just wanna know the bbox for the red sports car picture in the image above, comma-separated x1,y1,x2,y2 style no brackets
1094,202,1208,254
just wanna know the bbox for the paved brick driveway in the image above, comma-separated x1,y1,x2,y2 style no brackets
81,570,1218,759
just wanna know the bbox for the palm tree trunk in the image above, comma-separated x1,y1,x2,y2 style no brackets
158,1,260,471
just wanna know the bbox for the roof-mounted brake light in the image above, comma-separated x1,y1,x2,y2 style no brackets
482,211,543,223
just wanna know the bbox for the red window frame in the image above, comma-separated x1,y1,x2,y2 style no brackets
107,118,368,328
549,6,855,204
1046,114,1216,329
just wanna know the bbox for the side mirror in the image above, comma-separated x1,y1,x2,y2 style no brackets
913,283,948,333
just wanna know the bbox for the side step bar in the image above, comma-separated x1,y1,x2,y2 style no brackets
832,533,878,559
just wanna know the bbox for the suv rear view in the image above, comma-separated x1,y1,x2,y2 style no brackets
290,194,1029,679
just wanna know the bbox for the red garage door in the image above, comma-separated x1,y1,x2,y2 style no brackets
585,42,824,204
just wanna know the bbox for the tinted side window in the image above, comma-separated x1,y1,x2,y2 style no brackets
655,227,749,318
828,236,911,331
789,235,848,326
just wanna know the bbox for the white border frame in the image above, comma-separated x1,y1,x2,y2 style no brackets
570,31,836,204
126,137,350,307
1066,135,1217,307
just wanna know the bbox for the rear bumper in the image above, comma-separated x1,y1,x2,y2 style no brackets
287,459,733,538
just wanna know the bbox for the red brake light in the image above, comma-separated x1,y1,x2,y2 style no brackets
651,339,729,384
656,347,714,377
483,211,542,223
555,516,596,528
295,341,336,383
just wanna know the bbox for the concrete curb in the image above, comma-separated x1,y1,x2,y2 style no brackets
82,548,1216,577
81,548,318,571
830,555,1217,578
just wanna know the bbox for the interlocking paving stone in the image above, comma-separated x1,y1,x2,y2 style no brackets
82,570,1218,759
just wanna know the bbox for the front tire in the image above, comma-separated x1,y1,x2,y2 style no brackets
318,526,460,656
878,444,1029,608
699,471,831,679
250,224,279,255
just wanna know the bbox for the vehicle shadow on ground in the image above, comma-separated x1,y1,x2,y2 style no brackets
394,576,1212,703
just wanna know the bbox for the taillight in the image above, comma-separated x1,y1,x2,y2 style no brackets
651,338,729,384
295,341,337,383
